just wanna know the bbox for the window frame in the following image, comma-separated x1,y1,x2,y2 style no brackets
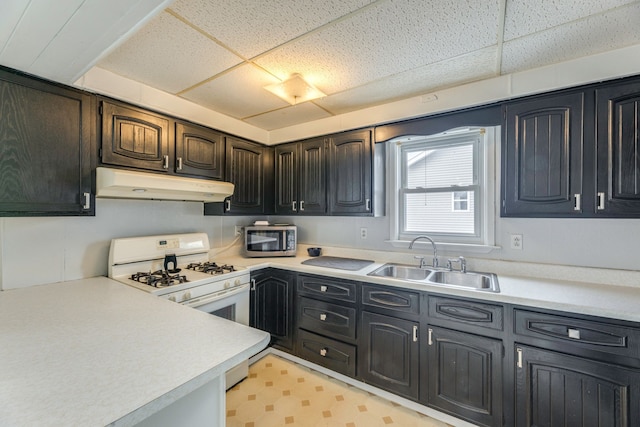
388,127,496,248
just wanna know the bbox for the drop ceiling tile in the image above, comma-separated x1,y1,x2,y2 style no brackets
181,64,289,119
244,103,332,131
99,11,243,93
316,47,498,115
502,2,640,74
169,0,373,59
256,0,501,94
504,0,639,41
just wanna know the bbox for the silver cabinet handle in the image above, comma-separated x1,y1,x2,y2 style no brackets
413,325,418,342
82,192,90,210
300,200,305,211
177,157,183,170
225,199,231,212
597,192,605,210
366,198,371,211
568,328,581,339
250,279,256,291
320,313,327,321
516,347,523,368
163,155,169,169
292,201,297,212
320,285,327,292
574,194,581,211
428,328,433,345
320,348,328,357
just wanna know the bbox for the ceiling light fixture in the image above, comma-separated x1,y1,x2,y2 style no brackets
264,73,325,105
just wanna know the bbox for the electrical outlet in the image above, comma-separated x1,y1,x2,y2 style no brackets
360,227,367,239
510,234,523,250
234,226,243,236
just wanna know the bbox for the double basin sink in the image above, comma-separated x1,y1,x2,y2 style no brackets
367,263,499,292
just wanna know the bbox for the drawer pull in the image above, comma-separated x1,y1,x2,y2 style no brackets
413,325,418,342
320,313,327,321
568,328,581,340
320,348,328,357
320,285,327,292
516,347,523,368
428,328,433,346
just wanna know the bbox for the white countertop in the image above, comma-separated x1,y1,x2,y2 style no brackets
215,248,640,324
0,277,269,427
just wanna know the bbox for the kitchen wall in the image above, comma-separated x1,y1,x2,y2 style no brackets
1,192,639,291
0,199,251,290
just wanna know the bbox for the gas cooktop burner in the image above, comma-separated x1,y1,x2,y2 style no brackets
185,262,236,275
130,270,189,288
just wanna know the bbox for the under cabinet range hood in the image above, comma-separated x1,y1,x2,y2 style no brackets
96,167,234,202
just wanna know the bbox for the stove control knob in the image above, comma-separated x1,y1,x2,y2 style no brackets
224,281,230,289
183,291,191,301
234,279,241,286
168,296,176,302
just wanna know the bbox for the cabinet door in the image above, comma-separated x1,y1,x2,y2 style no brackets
100,99,171,173
328,129,372,215
427,326,503,427
250,269,295,352
225,137,265,214
502,92,584,216
299,138,326,214
0,69,93,216
274,142,298,214
596,79,640,216
515,345,640,427
175,122,224,179
359,311,419,400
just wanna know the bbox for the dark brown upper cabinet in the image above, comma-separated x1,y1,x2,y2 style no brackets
328,129,373,215
175,121,224,180
275,137,326,215
596,79,640,216
209,136,271,215
0,67,94,216
502,91,585,217
99,98,172,173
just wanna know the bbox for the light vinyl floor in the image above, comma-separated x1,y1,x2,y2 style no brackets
226,354,453,427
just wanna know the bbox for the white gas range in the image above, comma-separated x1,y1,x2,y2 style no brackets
108,232,251,388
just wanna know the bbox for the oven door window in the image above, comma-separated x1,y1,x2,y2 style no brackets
247,231,283,251
209,304,236,322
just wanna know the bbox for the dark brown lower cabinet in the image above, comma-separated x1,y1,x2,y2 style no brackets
427,326,503,427
250,269,295,352
297,329,356,377
515,345,640,427
359,311,419,400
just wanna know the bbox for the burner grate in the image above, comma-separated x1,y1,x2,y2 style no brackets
130,270,189,288
186,262,236,275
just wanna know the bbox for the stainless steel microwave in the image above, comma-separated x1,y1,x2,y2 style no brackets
243,225,297,257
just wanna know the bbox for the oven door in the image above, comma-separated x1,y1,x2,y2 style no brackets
185,283,251,389
185,284,250,326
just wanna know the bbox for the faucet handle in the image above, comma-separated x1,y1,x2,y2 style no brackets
413,255,427,269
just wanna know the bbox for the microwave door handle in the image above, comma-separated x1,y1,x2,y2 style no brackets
183,283,249,308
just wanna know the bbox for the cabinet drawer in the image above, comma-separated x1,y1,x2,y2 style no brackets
428,295,503,332
297,329,356,377
298,274,357,303
298,297,357,341
361,284,420,316
514,309,640,361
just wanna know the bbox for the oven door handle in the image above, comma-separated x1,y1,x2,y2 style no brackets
184,283,249,308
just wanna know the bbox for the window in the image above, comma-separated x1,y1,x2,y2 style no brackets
452,191,470,212
390,127,496,246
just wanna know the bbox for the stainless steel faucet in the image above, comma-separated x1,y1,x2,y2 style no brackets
409,235,438,269
447,256,467,273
